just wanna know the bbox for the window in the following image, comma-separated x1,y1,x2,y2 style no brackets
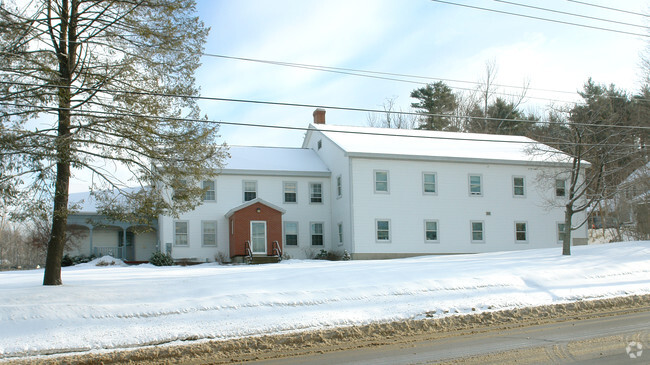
423,173,437,194
557,223,566,243
311,222,323,246
336,175,342,198
283,182,297,203
374,170,389,193
202,221,217,246
513,177,525,197
338,223,343,244
174,221,188,246
469,175,482,196
515,222,527,242
310,183,322,203
284,222,298,246
425,220,439,242
555,179,566,197
376,219,390,242
471,221,484,242
243,180,257,201
172,179,187,200
317,140,322,150
202,180,216,201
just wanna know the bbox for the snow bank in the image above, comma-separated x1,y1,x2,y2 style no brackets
0,242,649,359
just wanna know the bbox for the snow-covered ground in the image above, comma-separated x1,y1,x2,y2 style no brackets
1,242,649,360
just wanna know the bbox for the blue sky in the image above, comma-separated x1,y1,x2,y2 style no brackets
193,0,648,146
69,0,649,192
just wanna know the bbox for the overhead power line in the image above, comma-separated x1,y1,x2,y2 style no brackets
493,0,649,30
2,85,649,131
567,0,650,18
1,102,642,149
430,0,650,38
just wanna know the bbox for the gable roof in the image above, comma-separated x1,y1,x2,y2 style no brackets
68,186,145,214
304,123,578,166
222,146,330,176
224,198,286,218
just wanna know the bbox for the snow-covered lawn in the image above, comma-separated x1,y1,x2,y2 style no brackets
1,242,649,360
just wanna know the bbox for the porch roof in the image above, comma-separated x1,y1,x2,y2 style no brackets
224,198,286,218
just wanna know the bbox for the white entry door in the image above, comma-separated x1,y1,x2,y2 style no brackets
250,221,267,254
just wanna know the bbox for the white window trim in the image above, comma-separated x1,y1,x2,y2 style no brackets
202,179,216,202
555,179,566,197
424,220,440,243
336,175,342,199
283,221,299,247
374,170,390,194
422,172,438,195
557,222,566,244
201,220,218,247
468,174,483,197
310,222,324,246
283,181,298,204
375,219,391,243
173,220,189,246
243,180,257,202
309,182,323,204
512,176,525,198
470,220,485,243
514,221,528,243
337,222,343,246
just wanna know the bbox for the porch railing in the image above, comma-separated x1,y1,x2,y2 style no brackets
244,240,253,263
94,246,124,259
272,240,282,261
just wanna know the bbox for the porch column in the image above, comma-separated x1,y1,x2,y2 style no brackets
122,226,128,260
88,226,94,256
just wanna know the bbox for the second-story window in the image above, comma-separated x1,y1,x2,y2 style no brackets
374,171,389,193
202,180,216,201
283,182,297,203
469,174,482,196
310,183,322,203
556,179,566,197
243,180,257,201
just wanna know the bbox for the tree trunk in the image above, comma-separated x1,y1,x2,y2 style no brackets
43,1,74,285
562,206,573,256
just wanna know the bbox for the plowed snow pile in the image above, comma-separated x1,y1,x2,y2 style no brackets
1,242,649,361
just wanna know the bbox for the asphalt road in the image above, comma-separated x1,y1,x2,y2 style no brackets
251,309,650,364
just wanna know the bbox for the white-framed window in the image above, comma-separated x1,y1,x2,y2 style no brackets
336,175,342,198
515,222,527,243
283,181,297,203
424,220,439,242
338,223,343,245
374,170,389,193
172,179,188,201
202,221,217,246
311,222,324,246
557,222,566,243
202,180,216,202
310,182,323,203
243,180,257,202
284,221,298,246
555,179,566,197
469,174,482,196
376,219,391,242
174,221,189,246
513,176,525,197
471,221,484,243
423,172,437,194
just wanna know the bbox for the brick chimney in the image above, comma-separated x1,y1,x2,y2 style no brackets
313,108,326,124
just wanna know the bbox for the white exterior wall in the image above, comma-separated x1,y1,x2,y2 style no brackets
158,174,331,261
304,133,354,255
349,157,587,255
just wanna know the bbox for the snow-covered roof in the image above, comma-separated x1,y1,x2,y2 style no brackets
621,162,649,186
68,186,144,214
305,124,577,166
222,146,330,176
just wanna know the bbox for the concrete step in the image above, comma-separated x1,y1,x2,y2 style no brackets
249,256,280,265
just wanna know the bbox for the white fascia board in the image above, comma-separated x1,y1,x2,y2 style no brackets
219,169,331,177
224,198,287,218
346,152,585,168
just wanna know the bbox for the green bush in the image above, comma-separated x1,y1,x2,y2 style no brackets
149,252,174,266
